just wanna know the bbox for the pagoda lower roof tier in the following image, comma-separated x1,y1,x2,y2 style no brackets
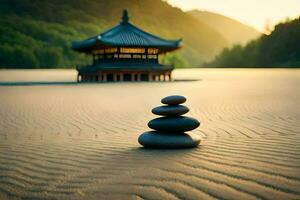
77,62,174,74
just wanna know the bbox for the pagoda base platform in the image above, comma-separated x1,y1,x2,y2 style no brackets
76,63,174,83
77,71,172,82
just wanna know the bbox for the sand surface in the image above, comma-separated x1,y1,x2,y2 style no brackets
0,69,299,200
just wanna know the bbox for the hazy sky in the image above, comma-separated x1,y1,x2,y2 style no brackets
167,0,300,32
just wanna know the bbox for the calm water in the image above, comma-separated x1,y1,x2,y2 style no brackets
0,68,299,83
0,69,299,200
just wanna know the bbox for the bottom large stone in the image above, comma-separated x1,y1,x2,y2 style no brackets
138,131,201,149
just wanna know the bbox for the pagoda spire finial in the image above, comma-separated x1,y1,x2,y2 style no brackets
121,9,129,24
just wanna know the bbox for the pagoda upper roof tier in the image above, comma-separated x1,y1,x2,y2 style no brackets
72,10,182,53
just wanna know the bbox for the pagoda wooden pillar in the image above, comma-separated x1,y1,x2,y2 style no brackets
98,73,102,82
113,74,117,82
131,73,135,81
154,75,157,81
120,73,124,81
103,73,107,82
137,74,141,81
148,73,153,81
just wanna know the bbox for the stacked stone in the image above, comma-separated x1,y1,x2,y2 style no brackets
138,95,201,148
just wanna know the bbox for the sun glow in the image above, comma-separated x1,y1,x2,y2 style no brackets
167,0,300,32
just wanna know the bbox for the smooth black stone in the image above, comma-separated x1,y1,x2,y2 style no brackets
152,105,189,116
148,116,200,132
138,131,201,148
161,95,186,105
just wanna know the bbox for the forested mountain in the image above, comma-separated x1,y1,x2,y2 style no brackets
0,0,222,68
0,0,259,68
206,17,300,67
188,10,260,45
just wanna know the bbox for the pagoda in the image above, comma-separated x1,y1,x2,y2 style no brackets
72,10,182,82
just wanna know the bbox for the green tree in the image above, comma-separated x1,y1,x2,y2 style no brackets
206,17,300,68
162,53,187,68
0,45,39,68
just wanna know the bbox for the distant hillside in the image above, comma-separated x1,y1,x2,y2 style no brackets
0,0,232,68
206,17,300,67
188,10,260,45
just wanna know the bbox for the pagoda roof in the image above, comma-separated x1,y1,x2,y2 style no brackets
72,10,181,53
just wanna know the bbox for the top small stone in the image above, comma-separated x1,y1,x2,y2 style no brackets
161,95,186,105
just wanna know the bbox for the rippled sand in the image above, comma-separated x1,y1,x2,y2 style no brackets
0,69,299,200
